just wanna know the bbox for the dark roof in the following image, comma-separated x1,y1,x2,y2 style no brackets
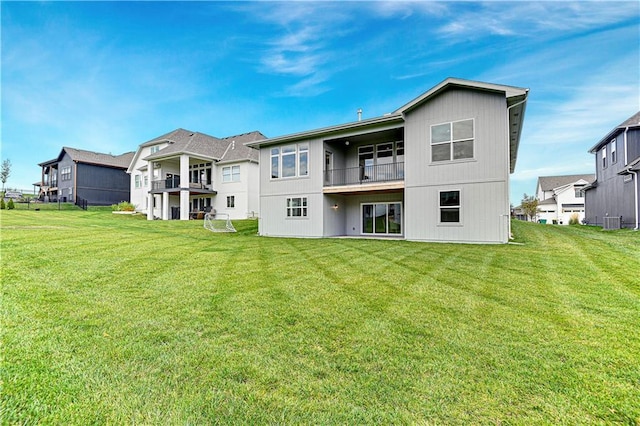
589,111,640,153
143,129,265,163
537,174,595,192
39,147,134,169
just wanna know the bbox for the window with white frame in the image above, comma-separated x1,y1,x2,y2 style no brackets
227,196,235,208
575,187,584,198
222,165,240,182
271,144,309,179
144,175,148,187
431,119,474,162
135,175,142,188
611,139,617,164
602,146,607,168
439,190,461,223
286,197,308,217
60,166,72,181
150,145,161,154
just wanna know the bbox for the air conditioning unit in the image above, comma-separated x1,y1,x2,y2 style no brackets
603,216,621,230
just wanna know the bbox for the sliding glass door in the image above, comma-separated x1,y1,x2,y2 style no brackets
361,202,402,235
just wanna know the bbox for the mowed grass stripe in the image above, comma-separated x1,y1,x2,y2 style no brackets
1,209,639,424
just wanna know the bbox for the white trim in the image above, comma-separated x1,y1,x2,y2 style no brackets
285,196,308,219
438,189,462,226
430,118,475,163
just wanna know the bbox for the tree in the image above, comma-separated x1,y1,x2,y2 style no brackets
1,159,11,192
521,193,539,222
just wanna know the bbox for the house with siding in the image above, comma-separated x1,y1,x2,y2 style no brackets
584,111,640,229
127,128,265,220
535,174,595,224
36,147,134,205
246,78,528,243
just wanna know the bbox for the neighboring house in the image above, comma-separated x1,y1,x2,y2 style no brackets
36,147,134,205
246,78,528,244
535,174,595,225
584,111,640,229
127,128,265,220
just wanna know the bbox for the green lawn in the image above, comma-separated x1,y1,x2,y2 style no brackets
1,209,639,424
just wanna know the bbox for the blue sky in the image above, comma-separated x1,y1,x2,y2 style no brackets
2,1,639,204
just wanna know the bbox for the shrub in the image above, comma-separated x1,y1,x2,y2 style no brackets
7,199,15,210
1,199,5,209
569,213,580,225
111,201,135,212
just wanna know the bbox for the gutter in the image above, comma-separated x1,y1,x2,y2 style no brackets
505,90,529,239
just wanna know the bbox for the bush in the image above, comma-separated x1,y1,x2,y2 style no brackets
569,213,580,225
1,199,5,209
7,199,15,210
111,201,135,212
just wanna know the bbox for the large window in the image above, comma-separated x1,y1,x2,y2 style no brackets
286,197,308,217
60,166,72,181
439,191,461,223
431,119,474,162
271,144,309,179
362,202,402,235
358,141,404,181
222,165,240,182
190,163,212,185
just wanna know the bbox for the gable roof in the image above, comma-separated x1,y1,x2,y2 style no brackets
537,174,595,192
589,110,640,153
246,77,528,173
135,128,265,167
39,147,134,169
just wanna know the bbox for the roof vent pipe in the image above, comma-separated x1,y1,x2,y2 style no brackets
357,108,362,121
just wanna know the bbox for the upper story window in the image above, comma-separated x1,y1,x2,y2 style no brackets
431,119,474,162
222,165,240,182
60,166,72,181
271,144,309,179
610,139,617,164
135,175,142,188
575,186,584,198
190,163,212,184
602,145,607,169
150,145,161,154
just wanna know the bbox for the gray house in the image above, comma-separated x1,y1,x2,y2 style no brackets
36,147,134,206
584,111,640,229
247,78,528,244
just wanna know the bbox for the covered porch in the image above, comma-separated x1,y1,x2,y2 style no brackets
322,127,405,193
146,153,216,220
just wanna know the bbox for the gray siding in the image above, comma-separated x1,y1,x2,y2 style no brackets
403,88,511,243
585,129,640,228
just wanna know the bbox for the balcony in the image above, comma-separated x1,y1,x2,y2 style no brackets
323,162,404,194
151,177,216,195
152,176,181,190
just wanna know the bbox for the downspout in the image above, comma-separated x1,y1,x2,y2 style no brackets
623,127,629,165
631,169,639,230
506,91,529,240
